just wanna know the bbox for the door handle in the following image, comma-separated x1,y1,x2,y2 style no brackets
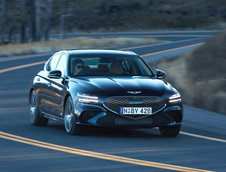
47,82,51,87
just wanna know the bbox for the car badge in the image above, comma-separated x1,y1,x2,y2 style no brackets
127,91,142,94
128,100,144,104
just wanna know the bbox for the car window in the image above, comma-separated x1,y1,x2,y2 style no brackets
56,53,67,76
69,54,154,77
46,53,62,71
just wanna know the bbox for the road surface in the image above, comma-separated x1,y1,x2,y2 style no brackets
0,30,226,172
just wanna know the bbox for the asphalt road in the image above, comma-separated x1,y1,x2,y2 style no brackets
0,31,226,172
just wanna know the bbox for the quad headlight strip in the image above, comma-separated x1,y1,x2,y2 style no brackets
169,93,181,103
0,131,213,172
77,93,99,104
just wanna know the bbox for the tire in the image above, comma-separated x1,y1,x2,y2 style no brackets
159,124,181,137
64,96,82,135
29,89,48,126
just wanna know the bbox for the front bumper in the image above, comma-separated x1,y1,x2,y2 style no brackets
76,103,183,128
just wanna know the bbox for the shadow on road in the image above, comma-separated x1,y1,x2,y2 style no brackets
47,122,166,139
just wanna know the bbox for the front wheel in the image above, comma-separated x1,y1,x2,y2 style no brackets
159,124,181,137
29,89,48,126
64,97,82,135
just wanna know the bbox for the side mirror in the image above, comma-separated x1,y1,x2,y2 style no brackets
48,70,62,79
156,69,166,79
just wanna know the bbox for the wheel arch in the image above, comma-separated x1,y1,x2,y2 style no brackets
29,87,35,105
62,92,72,116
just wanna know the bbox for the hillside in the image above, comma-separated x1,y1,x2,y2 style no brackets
153,29,226,114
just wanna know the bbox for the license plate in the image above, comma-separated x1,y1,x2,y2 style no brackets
120,107,152,115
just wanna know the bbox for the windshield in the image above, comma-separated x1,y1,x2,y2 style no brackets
69,54,154,77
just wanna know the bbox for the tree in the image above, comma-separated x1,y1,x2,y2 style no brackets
0,0,6,40
44,0,52,41
35,0,41,41
20,0,26,43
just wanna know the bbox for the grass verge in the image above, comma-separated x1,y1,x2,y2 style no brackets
0,37,162,57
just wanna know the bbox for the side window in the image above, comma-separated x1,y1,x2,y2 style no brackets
45,58,51,71
46,53,61,71
56,53,67,76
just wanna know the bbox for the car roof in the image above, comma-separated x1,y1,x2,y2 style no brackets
60,49,138,56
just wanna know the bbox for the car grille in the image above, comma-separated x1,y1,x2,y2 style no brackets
96,113,173,126
103,96,166,119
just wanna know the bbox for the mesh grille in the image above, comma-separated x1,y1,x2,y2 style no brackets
115,117,153,125
96,113,173,126
104,96,166,119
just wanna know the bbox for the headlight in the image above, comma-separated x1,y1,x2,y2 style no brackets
169,93,181,103
77,93,99,104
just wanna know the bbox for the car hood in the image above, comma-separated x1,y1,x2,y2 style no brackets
70,76,173,97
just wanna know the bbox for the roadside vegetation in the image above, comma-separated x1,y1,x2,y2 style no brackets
0,37,161,57
1,0,226,44
152,29,226,114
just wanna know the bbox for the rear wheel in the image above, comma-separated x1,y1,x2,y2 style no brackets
64,97,82,135
159,124,181,137
29,89,48,126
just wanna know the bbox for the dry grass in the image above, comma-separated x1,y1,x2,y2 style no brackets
153,29,226,114
0,37,162,57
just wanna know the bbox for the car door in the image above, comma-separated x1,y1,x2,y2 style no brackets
47,52,68,117
38,52,62,116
